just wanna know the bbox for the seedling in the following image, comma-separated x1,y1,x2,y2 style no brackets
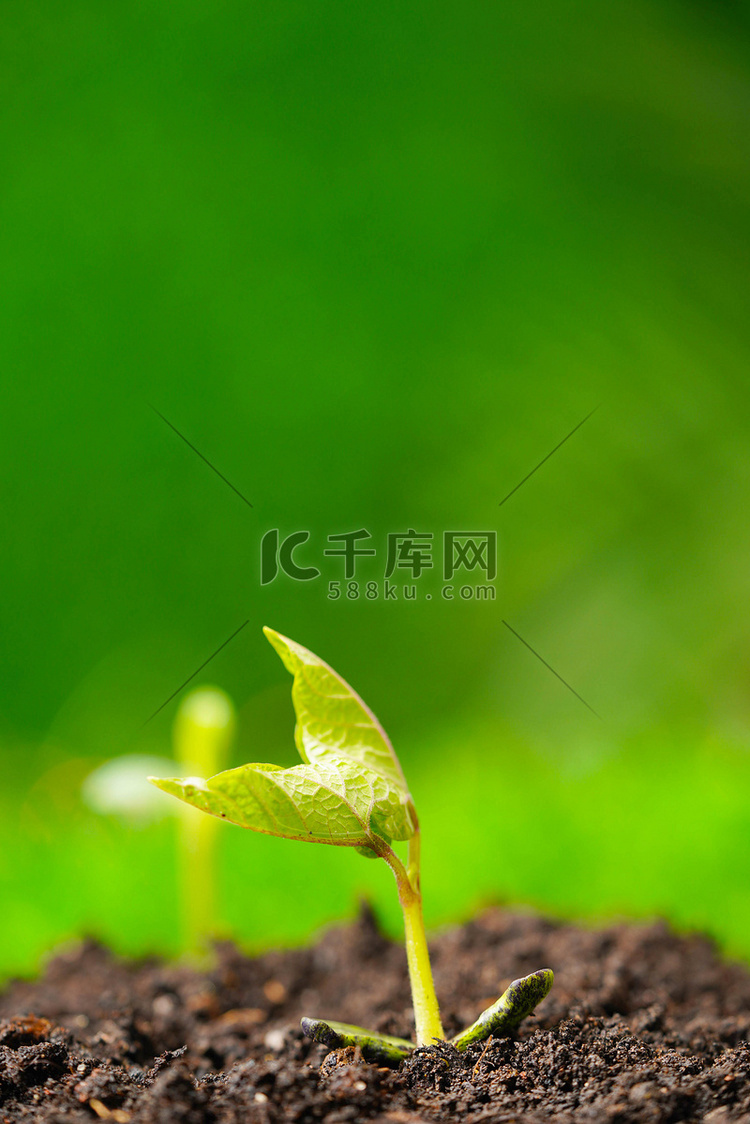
84,687,235,963
173,686,235,961
150,628,552,1063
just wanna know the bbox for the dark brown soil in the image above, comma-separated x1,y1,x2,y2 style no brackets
1,907,750,1122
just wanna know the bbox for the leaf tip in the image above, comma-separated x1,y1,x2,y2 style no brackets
263,625,288,643
262,625,287,656
262,626,301,674
147,775,182,797
147,775,208,801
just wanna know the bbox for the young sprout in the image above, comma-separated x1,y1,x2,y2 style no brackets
84,690,235,961
149,629,552,1062
173,686,235,961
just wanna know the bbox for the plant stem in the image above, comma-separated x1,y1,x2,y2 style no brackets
402,884,444,1046
378,830,444,1046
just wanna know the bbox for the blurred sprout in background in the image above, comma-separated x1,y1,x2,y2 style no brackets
83,687,235,961
173,686,235,961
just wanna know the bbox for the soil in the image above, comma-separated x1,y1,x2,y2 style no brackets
1,907,750,1123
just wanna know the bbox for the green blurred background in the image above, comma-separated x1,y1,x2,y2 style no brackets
2,0,750,980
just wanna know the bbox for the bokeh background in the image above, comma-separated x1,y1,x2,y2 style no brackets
2,0,750,981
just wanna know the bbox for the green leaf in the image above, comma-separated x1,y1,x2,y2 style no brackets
300,1017,413,1064
262,627,413,811
149,755,414,847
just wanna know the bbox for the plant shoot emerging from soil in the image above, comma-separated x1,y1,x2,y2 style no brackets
150,628,552,1062
173,686,235,961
